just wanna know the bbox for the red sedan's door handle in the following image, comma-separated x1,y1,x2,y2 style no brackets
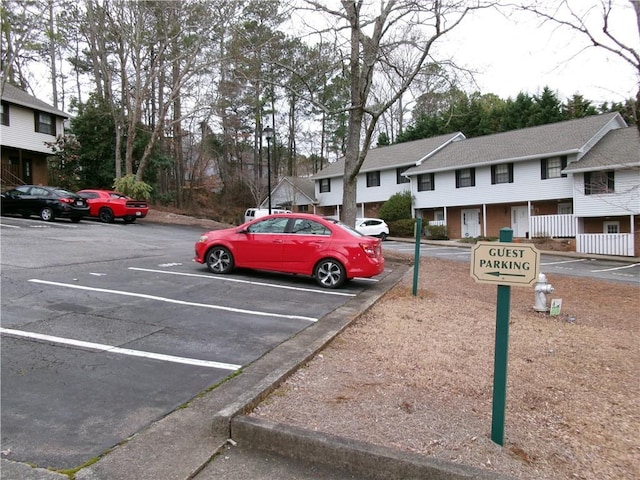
273,239,283,244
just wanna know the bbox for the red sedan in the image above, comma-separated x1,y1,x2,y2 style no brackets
194,213,385,288
77,189,149,224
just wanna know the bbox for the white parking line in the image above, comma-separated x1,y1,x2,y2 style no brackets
0,223,20,228
541,259,586,266
0,327,241,370
128,267,357,297
591,263,640,273
28,279,318,322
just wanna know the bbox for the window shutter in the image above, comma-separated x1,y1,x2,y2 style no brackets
541,159,547,180
584,172,591,194
561,156,567,178
508,163,514,183
470,168,476,186
490,165,496,184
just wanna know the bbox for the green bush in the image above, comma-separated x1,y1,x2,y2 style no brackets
112,174,153,200
424,224,449,240
388,218,416,237
379,191,413,222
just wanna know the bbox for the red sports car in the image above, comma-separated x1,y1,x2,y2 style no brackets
194,213,385,288
77,189,149,223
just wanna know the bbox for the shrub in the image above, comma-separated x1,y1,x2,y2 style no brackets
379,191,413,222
388,218,416,237
113,174,153,200
424,224,449,240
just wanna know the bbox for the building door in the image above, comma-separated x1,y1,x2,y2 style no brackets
511,206,529,238
23,159,33,184
461,209,480,238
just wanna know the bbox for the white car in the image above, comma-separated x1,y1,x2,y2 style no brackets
355,218,389,240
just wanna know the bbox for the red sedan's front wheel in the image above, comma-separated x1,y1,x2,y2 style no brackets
206,246,234,274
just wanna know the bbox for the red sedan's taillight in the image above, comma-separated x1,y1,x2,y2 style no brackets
360,242,380,258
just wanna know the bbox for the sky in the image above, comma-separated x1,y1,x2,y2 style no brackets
439,3,638,104
29,1,639,110
288,0,638,106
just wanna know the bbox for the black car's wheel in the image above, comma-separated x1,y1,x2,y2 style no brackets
206,246,234,274
70,217,82,223
123,216,136,224
40,207,55,222
379,232,387,241
314,258,346,289
99,207,115,223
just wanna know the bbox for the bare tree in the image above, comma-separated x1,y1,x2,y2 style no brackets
1,0,46,94
302,0,492,225
514,0,640,130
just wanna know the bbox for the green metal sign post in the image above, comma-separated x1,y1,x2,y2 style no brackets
412,218,422,296
491,227,513,445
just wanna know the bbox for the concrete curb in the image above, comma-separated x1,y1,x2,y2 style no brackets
231,416,514,480
209,262,410,437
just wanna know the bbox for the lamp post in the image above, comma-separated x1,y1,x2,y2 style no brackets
263,126,274,214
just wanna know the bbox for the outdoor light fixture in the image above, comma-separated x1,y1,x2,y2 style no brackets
263,126,274,214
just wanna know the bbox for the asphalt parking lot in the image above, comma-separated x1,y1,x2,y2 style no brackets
0,216,389,471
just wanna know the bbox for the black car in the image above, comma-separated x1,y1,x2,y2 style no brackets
1,185,90,222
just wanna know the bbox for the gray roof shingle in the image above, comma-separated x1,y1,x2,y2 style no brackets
1,83,69,118
311,132,465,179
563,127,640,173
405,112,625,175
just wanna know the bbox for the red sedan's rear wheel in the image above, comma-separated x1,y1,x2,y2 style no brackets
99,207,115,223
314,258,346,289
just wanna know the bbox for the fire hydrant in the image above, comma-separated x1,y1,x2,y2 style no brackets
534,273,554,312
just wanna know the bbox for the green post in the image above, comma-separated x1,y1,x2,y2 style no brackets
412,218,422,296
491,227,513,445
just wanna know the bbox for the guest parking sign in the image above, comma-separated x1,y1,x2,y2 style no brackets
470,242,540,286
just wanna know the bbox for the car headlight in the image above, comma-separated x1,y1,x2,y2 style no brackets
198,235,208,243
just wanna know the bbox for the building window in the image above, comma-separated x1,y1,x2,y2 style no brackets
584,171,614,195
603,221,619,234
491,163,513,184
557,203,573,215
541,156,567,179
366,171,380,187
455,168,475,188
1,102,9,126
396,166,410,184
34,112,56,135
319,178,331,193
417,173,434,191
298,205,309,212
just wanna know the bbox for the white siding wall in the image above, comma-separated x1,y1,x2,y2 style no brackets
357,168,411,203
0,104,62,153
316,177,344,206
572,170,640,216
412,159,575,209
316,168,411,207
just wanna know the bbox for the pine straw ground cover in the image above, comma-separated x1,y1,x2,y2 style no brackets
251,256,639,480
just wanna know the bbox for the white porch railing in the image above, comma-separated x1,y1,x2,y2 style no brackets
530,214,575,238
576,234,635,257
428,220,446,226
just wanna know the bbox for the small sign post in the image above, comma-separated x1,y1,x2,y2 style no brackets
470,229,541,446
412,218,422,296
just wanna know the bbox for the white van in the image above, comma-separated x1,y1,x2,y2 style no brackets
244,208,291,224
